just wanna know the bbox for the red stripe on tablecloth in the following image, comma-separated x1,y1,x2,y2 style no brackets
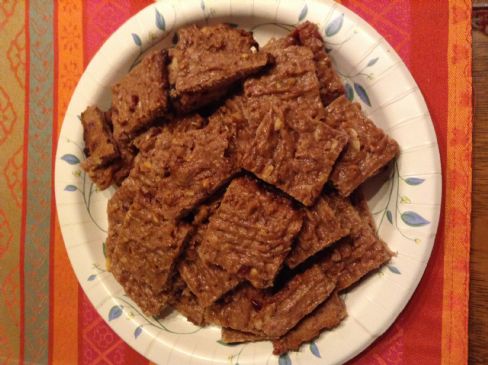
131,0,153,15
341,0,412,65
82,0,152,67
78,1,152,364
404,2,448,362
79,4,87,361
48,1,59,364
341,1,448,364
76,1,88,365
77,286,84,365
83,1,131,67
19,0,30,363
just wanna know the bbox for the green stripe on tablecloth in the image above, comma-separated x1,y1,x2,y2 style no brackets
24,0,54,363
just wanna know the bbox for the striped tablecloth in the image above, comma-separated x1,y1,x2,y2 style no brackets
0,1,471,364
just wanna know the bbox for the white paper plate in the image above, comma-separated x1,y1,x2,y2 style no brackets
54,1,442,364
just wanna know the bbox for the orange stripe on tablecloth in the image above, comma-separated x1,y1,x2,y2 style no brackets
442,1,472,364
51,1,84,364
